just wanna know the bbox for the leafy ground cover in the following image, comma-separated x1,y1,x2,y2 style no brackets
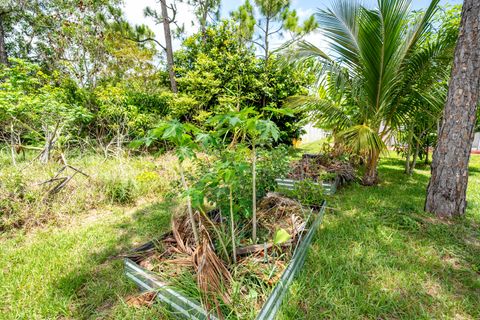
1,150,479,319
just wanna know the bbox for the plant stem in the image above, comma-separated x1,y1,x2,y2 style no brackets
10,122,16,167
252,143,257,243
229,186,237,264
179,161,200,245
198,208,231,264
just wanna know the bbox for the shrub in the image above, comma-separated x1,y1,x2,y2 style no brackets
256,146,291,198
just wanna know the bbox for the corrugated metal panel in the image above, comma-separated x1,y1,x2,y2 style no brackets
275,177,339,195
124,254,217,319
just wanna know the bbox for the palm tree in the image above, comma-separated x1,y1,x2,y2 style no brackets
289,0,448,185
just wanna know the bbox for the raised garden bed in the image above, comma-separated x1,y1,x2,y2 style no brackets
124,200,326,319
274,175,340,195
273,152,356,195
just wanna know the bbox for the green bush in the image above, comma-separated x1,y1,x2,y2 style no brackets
257,146,291,198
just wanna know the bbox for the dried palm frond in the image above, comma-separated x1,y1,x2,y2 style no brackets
171,214,197,255
193,231,232,314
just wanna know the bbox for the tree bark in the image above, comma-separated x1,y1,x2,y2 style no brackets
405,144,411,174
362,151,379,185
410,139,420,174
0,13,8,65
425,0,480,218
160,0,178,93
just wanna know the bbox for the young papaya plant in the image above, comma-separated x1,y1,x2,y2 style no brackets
216,155,250,264
149,120,200,245
245,117,280,243
211,107,283,243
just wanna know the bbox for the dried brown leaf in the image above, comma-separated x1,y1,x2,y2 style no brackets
125,291,157,308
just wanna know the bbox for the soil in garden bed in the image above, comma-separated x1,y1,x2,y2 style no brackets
130,193,311,319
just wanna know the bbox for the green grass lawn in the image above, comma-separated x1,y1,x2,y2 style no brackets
1,152,479,319
281,153,480,319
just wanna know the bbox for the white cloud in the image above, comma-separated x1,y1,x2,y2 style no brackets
295,7,315,20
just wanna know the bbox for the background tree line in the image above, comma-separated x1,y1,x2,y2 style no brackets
1,0,477,218
0,0,316,163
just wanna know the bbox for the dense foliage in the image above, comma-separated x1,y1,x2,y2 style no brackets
287,0,461,183
0,1,316,157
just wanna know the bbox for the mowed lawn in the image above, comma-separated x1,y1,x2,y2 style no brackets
1,154,479,319
282,154,480,319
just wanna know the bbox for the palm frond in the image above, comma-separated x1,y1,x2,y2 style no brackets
338,124,387,155
316,0,361,71
287,95,352,130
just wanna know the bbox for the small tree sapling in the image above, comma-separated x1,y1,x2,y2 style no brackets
150,120,200,245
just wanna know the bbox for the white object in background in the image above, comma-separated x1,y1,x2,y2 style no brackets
301,123,330,144
473,132,480,150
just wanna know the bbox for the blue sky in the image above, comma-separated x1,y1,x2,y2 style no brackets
220,0,463,15
124,0,463,51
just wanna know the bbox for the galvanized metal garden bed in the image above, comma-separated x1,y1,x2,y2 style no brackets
275,175,340,195
124,200,326,320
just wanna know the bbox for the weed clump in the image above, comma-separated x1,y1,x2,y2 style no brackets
103,178,137,204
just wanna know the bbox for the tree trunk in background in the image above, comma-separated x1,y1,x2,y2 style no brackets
160,0,178,93
200,0,208,43
251,144,257,243
410,140,420,174
405,143,411,174
424,137,429,165
0,13,8,65
405,130,412,174
425,0,480,218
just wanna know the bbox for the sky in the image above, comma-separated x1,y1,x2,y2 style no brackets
123,0,463,51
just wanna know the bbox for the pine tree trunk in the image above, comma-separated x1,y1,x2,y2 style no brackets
0,13,8,65
425,0,480,218
160,0,178,93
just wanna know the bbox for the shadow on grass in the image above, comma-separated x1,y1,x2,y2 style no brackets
52,200,176,319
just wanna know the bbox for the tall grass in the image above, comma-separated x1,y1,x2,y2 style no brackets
0,149,177,232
